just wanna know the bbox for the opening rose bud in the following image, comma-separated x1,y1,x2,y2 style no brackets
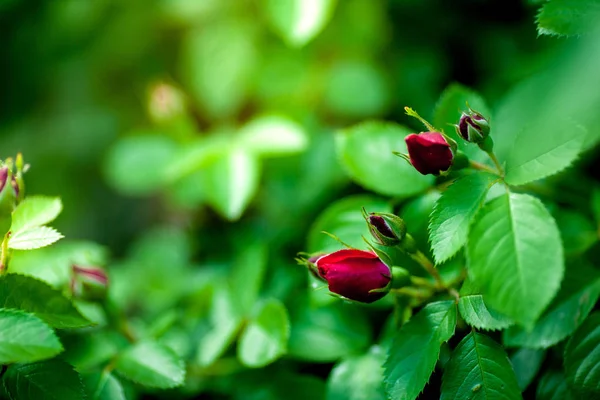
365,212,406,247
314,249,391,303
405,132,454,175
456,110,490,144
71,265,109,301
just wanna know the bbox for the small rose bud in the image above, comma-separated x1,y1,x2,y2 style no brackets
456,109,490,144
366,212,406,246
71,265,108,301
147,82,186,123
313,249,391,303
405,132,454,175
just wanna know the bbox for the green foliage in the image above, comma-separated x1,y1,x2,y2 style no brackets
0,274,90,328
114,341,185,389
537,0,600,37
0,309,63,363
441,332,522,400
326,346,386,400
564,312,600,395
467,193,564,327
81,372,125,400
336,122,434,197
8,226,63,250
10,196,62,233
536,371,575,400
238,299,290,368
384,301,457,400
238,115,308,157
458,278,514,331
2,359,85,400
429,172,498,263
510,348,545,391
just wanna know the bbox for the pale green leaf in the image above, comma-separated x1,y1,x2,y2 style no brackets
327,346,386,400
203,148,260,221
467,193,564,327
0,308,63,363
429,172,498,263
564,312,600,395
229,244,268,316
115,341,185,389
537,0,600,37
503,263,600,348
307,195,392,253
239,115,308,157
2,359,84,400
238,299,290,368
504,119,588,185
10,196,62,233
458,278,514,331
0,274,91,328
336,122,434,198
384,301,457,400
81,372,125,400
9,226,64,250
264,0,337,47
440,332,522,400
510,348,545,391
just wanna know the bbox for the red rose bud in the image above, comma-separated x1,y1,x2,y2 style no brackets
456,110,490,144
71,265,109,301
405,132,454,175
314,249,391,303
365,212,406,247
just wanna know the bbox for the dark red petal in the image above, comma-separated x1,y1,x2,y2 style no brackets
315,249,378,265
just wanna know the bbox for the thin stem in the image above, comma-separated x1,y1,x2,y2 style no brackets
0,232,11,273
487,151,504,177
410,251,443,288
404,107,438,132
469,160,499,176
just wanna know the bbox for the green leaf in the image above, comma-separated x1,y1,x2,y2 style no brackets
203,148,260,221
592,186,600,225
10,196,62,233
510,348,545,391
2,359,84,400
308,195,392,253
537,0,600,37
263,0,337,47
289,302,371,362
115,341,185,389
0,309,62,363
229,244,268,316
81,372,125,400
503,263,600,348
8,226,64,250
103,134,179,196
327,346,386,400
458,278,514,331
440,332,522,400
238,299,290,368
429,172,498,263
384,301,457,400
555,209,598,256
564,312,600,395
336,122,434,198
0,274,91,328
536,371,575,400
239,115,308,157
467,193,564,327
504,119,588,185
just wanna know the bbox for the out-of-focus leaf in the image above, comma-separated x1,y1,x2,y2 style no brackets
326,346,386,400
554,209,598,255
81,372,125,400
239,115,308,157
336,122,434,197
564,312,600,395
510,348,545,391
229,244,268,316
536,371,575,400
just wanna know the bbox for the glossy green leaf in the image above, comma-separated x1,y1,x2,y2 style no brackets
2,359,84,400
0,309,63,363
336,122,434,198
10,196,62,233
115,341,185,389
536,371,575,400
327,346,386,400
503,264,600,348
537,0,600,37
104,134,178,196
81,372,125,400
289,302,371,362
238,299,290,368
564,312,600,395
467,193,563,327
384,301,457,400
429,172,498,263
308,195,392,253
504,119,588,185
510,348,545,391
203,148,260,221
239,115,308,157
9,226,64,250
0,274,91,328
458,278,514,331
264,0,337,47
440,332,522,400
